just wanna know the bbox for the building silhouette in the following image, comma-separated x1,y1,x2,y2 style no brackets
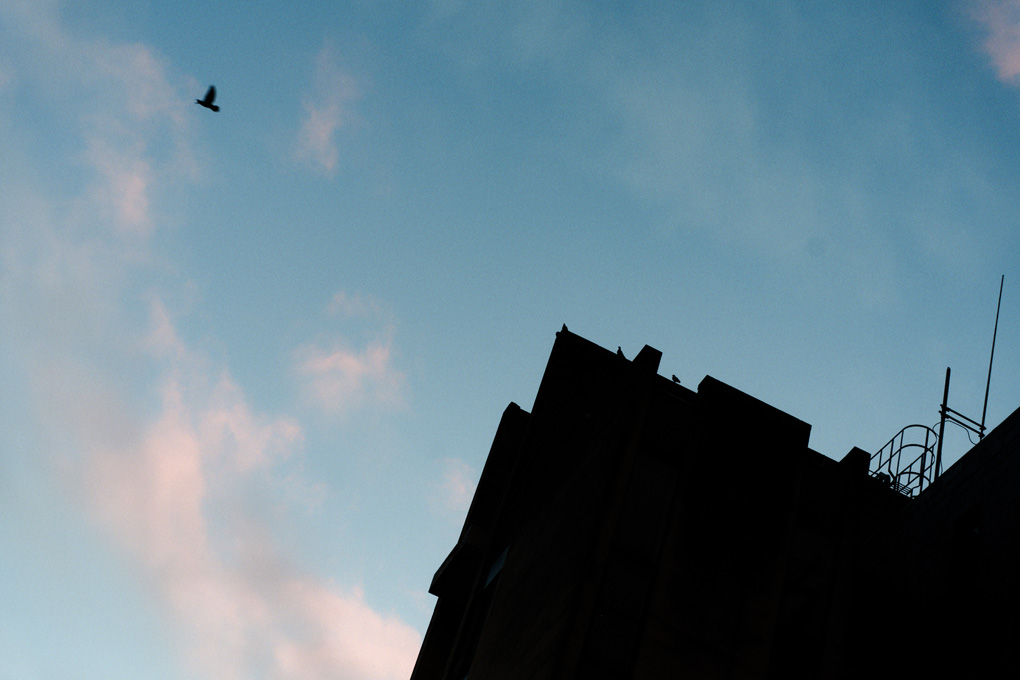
411,327,1020,679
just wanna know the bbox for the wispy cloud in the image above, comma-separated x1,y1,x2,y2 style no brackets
327,290,384,318
295,46,360,175
0,6,420,678
82,303,420,680
294,293,406,417
85,138,155,235
429,2,1005,303
271,579,422,680
77,39,197,236
429,458,477,516
0,4,196,245
971,1,1020,83
296,342,406,415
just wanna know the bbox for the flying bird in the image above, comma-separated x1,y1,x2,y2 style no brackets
195,85,219,112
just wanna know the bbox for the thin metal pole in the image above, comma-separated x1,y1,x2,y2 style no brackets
936,367,950,481
919,427,930,494
980,275,1004,438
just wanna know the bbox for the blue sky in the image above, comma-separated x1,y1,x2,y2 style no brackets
2,1,1020,678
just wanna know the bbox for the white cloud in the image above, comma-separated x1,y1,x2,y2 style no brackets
295,46,360,175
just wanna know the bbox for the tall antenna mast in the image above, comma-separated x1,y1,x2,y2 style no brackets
934,275,1004,481
980,275,1004,438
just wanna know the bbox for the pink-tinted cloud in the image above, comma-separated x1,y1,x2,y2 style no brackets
0,7,421,677
295,46,360,174
1,3,195,238
85,41,189,126
76,39,198,236
271,581,422,680
295,292,407,416
297,101,343,172
295,341,406,415
86,139,154,235
972,1,1020,83
80,303,420,680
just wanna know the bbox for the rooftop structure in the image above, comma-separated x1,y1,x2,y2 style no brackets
411,327,1020,678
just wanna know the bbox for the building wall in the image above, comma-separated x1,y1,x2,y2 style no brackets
845,405,1020,677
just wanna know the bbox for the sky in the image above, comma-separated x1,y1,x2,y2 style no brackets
2,1,1020,678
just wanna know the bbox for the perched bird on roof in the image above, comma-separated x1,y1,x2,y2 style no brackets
617,347,625,358
671,375,681,384
195,85,219,112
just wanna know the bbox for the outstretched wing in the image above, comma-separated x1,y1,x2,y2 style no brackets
203,86,216,105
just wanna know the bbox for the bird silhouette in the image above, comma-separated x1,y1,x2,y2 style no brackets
195,85,219,112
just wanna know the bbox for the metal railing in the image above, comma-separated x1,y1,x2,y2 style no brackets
869,424,938,498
